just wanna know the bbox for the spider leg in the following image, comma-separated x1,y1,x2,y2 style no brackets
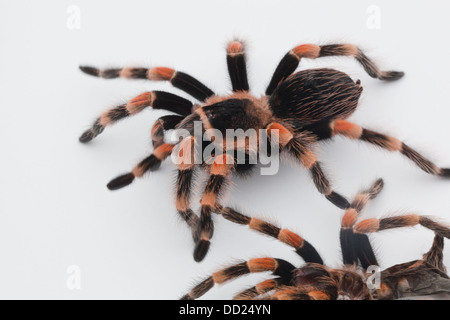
106,115,185,190
79,66,215,101
267,122,350,209
180,257,296,300
79,91,192,143
304,119,450,177
151,114,185,148
233,277,288,300
175,136,200,242
354,214,450,239
340,179,384,268
218,206,323,264
106,143,174,190
266,43,404,95
226,39,249,92
193,154,234,262
270,286,332,300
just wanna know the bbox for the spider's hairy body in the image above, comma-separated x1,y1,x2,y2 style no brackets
79,39,450,262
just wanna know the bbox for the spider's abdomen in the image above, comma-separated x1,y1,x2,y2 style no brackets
269,68,362,127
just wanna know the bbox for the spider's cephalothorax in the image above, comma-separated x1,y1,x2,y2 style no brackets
79,40,450,262
181,179,450,300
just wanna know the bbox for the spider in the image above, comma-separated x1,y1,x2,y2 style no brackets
79,39,450,262
181,179,450,300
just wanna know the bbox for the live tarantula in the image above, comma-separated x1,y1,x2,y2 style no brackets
79,39,450,262
182,179,450,300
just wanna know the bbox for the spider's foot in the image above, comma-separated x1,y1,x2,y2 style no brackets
326,191,351,210
107,173,135,190
79,129,95,143
193,240,210,262
380,71,405,81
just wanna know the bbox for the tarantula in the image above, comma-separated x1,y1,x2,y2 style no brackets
181,179,450,300
79,39,449,262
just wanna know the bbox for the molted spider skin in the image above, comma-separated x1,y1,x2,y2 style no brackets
79,40,450,261
182,179,450,300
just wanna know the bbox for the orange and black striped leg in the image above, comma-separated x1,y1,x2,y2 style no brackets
218,207,323,264
79,66,214,101
331,120,450,178
272,263,339,300
270,287,332,300
354,214,450,239
354,213,450,272
234,277,288,300
79,91,192,143
340,179,384,268
267,122,350,209
266,43,404,95
180,257,296,300
107,143,174,190
151,114,185,148
194,154,234,262
175,137,200,241
226,39,249,92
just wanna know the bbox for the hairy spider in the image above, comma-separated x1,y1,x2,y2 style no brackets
79,39,450,262
181,179,450,300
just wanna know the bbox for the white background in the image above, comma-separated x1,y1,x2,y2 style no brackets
1,0,450,300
